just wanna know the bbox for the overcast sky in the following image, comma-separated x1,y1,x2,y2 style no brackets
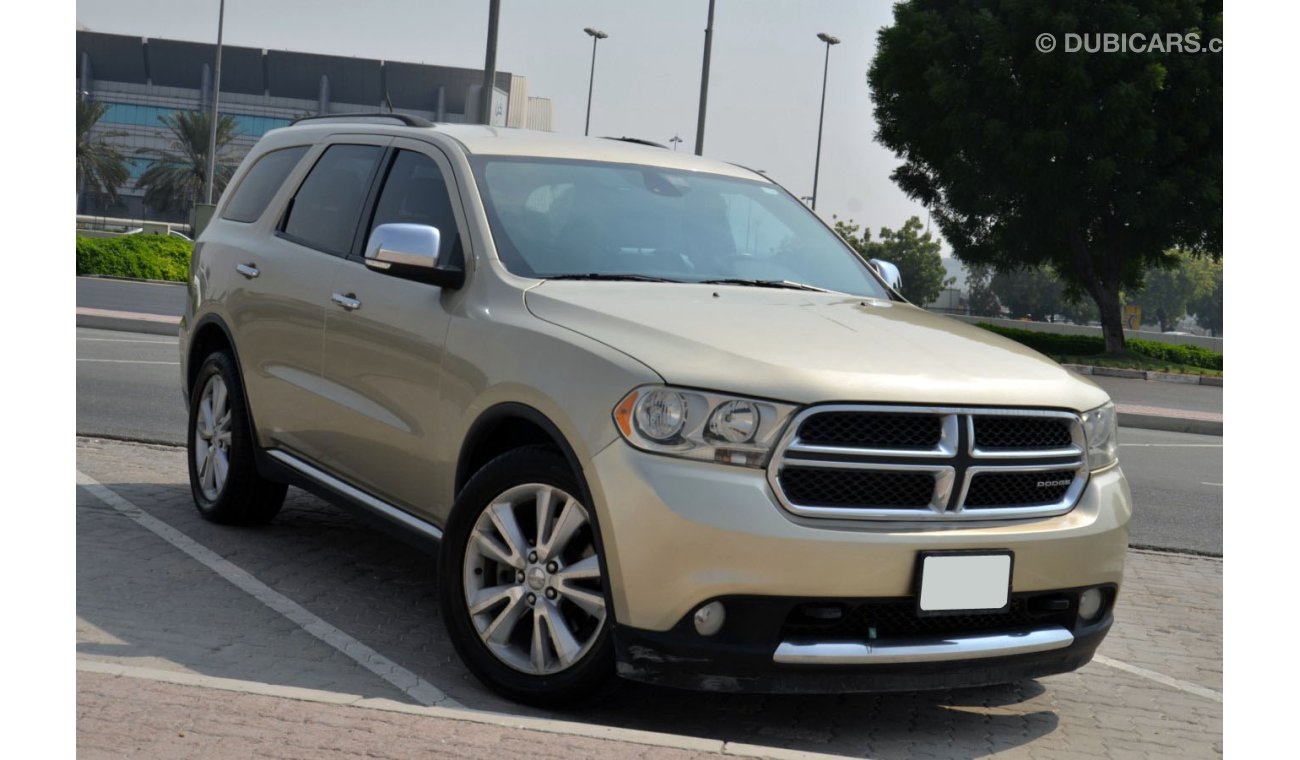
76,0,937,243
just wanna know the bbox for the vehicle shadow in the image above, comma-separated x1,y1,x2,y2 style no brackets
77,477,1060,758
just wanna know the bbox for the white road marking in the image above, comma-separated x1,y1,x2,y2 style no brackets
1119,443,1222,448
1201,482,1223,487
1093,654,1222,703
77,359,180,365
78,337,176,344
75,472,460,709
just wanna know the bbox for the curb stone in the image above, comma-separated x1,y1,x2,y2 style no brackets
1064,363,1222,387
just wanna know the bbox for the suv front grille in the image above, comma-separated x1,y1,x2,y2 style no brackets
796,412,943,449
767,406,1087,521
779,467,936,509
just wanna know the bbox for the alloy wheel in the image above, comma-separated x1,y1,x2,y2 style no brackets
193,374,233,501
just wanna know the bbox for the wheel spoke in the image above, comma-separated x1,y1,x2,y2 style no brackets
554,554,601,582
483,593,527,645
211,378,228,423
488,502,529,565
530,607,548,671
213,448,230,493
540,600,582,666
558,585,606,617
200,448,216,492
470,526,521,569
533,485,555,549
541,497,586,560
469,584,518,615
199,398,215,438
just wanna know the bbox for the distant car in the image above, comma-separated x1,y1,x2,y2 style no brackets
123,227,192,242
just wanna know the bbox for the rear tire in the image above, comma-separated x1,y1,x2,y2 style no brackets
186,351,286,525
439,445,615,707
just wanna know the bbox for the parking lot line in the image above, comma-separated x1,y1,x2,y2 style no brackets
75,470,460,709
1093,654,1222,703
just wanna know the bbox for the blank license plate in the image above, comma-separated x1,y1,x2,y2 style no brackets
917,552,1013,615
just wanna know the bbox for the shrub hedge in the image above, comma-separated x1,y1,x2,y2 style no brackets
976,323,1222,371
76,235,192,282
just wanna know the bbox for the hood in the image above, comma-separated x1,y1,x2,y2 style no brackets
525,282,1109,410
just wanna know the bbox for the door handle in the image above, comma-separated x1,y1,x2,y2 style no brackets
236,263,260,279
331,292,362,311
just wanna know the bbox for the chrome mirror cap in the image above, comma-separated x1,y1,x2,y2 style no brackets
869,259,903,292
365,223,441,271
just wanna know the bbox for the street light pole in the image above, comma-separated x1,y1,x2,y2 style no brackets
694,0,717,155
203,0,226,205
811,32,839,212
583,27,608,136
669,134,683,151
479,0,501,125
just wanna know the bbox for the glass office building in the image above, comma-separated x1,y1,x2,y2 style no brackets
77,30,552,221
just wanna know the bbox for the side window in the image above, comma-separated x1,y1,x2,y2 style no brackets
368,150,463,267
281,144,383,255
221,146,308,223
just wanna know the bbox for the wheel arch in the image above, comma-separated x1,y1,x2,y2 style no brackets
454,402,588,499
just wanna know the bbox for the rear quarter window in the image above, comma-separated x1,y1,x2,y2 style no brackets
221,146,309,223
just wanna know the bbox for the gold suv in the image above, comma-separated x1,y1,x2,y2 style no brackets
179,114,1130,706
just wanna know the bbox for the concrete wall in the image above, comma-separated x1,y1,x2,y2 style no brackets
946,314,1223,353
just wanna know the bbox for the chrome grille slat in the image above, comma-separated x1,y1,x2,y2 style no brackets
767,405,1089,521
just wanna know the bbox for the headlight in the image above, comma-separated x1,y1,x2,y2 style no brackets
613,386,797,467
1081,401,1118,471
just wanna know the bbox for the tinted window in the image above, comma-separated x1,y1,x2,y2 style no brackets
222,146,308,223
369,150,463,266
282,144,383,255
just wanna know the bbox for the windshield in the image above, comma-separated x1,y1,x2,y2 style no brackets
471,157,890,299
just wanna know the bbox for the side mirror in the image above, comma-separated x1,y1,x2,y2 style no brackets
870,258,903,292
364,223,464,289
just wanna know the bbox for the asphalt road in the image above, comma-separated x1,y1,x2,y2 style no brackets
77,276,187,316
76,326,1223,555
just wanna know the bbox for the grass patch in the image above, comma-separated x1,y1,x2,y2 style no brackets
76,234,192,282
977,323,1223,375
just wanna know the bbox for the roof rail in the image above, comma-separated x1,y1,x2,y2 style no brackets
601,136,669,149
291,112,435,128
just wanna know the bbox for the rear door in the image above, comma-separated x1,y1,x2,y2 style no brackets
316,138,471,517
231,136,388,461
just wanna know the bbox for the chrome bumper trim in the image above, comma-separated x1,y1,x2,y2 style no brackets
773,626,1074,665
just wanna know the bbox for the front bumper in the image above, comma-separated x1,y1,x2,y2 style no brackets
584,441,1130,690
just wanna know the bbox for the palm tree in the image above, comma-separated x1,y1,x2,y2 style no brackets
135,110,241,215
76,98,129,211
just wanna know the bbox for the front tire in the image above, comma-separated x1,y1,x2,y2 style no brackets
440,445,615,707
186,351,286,525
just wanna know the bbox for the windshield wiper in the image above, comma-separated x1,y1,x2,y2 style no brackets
545,273,684,283
700,278,837,294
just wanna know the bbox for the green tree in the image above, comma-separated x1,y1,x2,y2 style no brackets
961,262,1002,317
1187,257,1223,336
834,216,952,304
990,266,1064,322
868,0,1221,353
135,110,241,215
1127,250,1215,332
76,98,129,210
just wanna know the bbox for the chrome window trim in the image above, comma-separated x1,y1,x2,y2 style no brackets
767,405,1089,522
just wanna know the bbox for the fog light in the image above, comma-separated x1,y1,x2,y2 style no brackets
693,601,726,636
1078,588,1105,622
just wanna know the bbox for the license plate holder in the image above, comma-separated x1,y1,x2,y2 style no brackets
915,551,1014,617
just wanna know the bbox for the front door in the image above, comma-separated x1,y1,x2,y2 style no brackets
316,138,471,519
